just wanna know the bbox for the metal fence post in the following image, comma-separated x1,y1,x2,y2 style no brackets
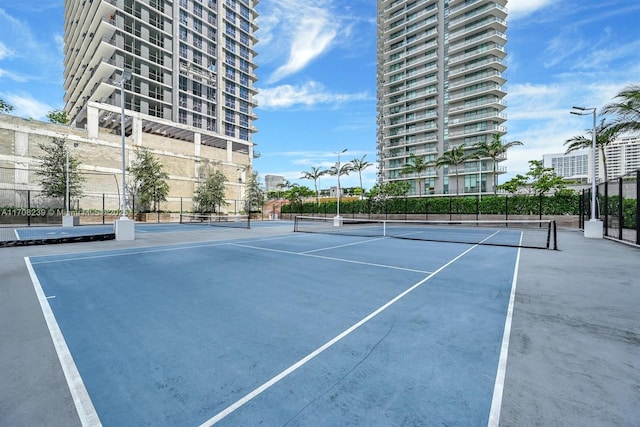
618,176,623,241
636,171,640,245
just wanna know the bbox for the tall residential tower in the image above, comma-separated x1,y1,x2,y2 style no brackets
377,0,508,195
63,0,258,156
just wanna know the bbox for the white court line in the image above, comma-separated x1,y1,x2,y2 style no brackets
229,242,433,274
24,257,102,427
487,238,523,426
200,232,500,426
14,228,21,240
28,234,305,265
301,236,386,254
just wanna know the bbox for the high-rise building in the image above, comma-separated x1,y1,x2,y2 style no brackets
603,134,640,180
376,0,508,195
63,0,258,154
543,151,590,183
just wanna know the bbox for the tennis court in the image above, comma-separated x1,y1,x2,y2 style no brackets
24,224,519,426
3,220,639,427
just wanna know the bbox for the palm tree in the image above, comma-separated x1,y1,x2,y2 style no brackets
435,144,476,196
350,155,372,198
602,84,640,134
300,166,328,204
401,153,431,196
473,134,523,195
327,161,353,200
564,119,620,182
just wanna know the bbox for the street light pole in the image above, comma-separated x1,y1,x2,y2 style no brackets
334,148,347,226
115,69,135,240
62,141,79,227
571,106,602,238
65,146,70,217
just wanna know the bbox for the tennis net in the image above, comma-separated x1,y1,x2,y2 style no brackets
180,213,251,229
293,216,557,250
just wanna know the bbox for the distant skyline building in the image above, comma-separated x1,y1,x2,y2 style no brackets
63,0,258,155
376,0,508,195
543,150,589,183
603,134,640,180
542,134,640,185
265,174,285,193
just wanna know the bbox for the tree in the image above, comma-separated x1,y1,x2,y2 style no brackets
327,161,353,200
244,171,265,213
401,153,431,196
0,98,13,113
194,170,228,213
564,119,619,181
498,160,565,196
473,133,523,194
367,181,410,200
300,166,328,204
435,144,476,196
35,137,85,211
602,84,640,134
46,110,70,125
127,148,170,212
350,155,372,197
283,184,314,210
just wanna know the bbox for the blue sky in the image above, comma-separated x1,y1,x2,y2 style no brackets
1,0,639,191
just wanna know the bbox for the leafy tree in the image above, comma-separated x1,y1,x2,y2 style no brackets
367,181,410,200
350,154,372,197
127,148,170,212
284,184,314,208
564,118,620,181
498,160,565,196
435,144,477,196
194,170,228,213
300,166,328,204
473,133,523,194
46,110,70,125
35,137,85,211
0,98,13,113
401,153,431,196
602,84,640,134
244,171,265,213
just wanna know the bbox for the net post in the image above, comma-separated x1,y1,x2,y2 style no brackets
383,220,387,237
553,220,558,250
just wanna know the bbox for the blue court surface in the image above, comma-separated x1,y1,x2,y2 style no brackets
26,231,519,426
11,220,284,240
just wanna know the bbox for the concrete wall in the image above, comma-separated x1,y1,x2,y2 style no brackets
0,113,251,213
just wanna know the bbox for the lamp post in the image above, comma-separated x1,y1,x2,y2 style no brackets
62,142,79,227
334,148,347,226
571,106,602,238
236,168,244,220
115,69,135,240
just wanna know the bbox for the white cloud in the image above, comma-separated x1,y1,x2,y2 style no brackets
257,0,348,83
508,0,555,20
0,41,13,59
3,93,53,120
268,15,338,83
255,81,370,109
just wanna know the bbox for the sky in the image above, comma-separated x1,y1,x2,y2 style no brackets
1,0,639,191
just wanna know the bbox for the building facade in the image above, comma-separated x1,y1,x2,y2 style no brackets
603,134,640,180
63,0,257,157
543,150,589,183
0,113,248,213
376,0,508,195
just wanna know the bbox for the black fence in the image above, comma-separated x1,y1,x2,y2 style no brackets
583,170,640,245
